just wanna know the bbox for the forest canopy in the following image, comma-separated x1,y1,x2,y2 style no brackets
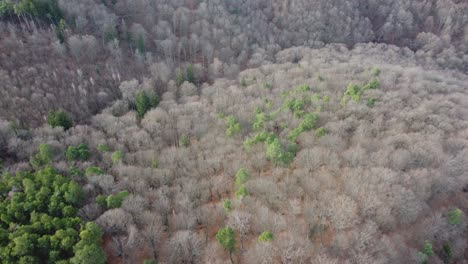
0,0,466,263
0,165,105,264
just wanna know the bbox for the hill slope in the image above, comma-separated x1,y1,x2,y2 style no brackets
1,44,466,263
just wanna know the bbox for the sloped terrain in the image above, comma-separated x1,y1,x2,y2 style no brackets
0,0,466,127
1,44,466,263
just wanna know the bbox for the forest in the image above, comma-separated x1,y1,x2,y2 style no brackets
0,0,467,263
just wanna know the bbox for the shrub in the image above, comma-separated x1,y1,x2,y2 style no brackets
417,241,434,264
418,252,429,264
85,166,104,176
371,67,381,76
288,113,319,141
148,92,159,108
135,91,159,119
367,98,377,107
186,64,196,84
223,199,232,213
315,127,327,137
179,135,190,147
244,131,275,148
258,231,274,242
253,112,267,131
298,113,318,131
240,78,247,87
225,116,241,137
106,191,130,209
323,95,330,103
311,94,320,103
151,159,159,169
104,27,118,43
47,110,73,130
235,168,251,188
341,83,363,106
266,137,297,167
217,112,226,119
136,34,145,55
68,166,83,177
264,99,272,110
296,84,310,92
65,146,77,161
176,70,185,87
30,144,53,169
216,227,236,256
96,195,107,209
77,144,91,160
447,208,462,225
245,132,297,166
54,19,66,43
286,98,305,116
442,243,452,264
135,91,150,118
66,144,90,161
235,185,248,199
111,150,123,164
422,241,434,257
97,144,110,153
263,83,272,90
176,65,197,86
363,79,380,90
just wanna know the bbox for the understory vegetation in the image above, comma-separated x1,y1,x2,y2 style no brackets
0,0,467,263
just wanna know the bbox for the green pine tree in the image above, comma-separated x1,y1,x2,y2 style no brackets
216,227,236,263
135,91,150,118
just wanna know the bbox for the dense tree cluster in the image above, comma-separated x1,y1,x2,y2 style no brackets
0,165,105,263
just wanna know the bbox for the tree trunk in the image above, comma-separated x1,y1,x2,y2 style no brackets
149,239,158,262
240,235,244,252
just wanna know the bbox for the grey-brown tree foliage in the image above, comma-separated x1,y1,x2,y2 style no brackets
228,211,251,252
168,230,203,263
0,2,467,262
141,211,164,262
112,224,141,263
96,208,133,234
